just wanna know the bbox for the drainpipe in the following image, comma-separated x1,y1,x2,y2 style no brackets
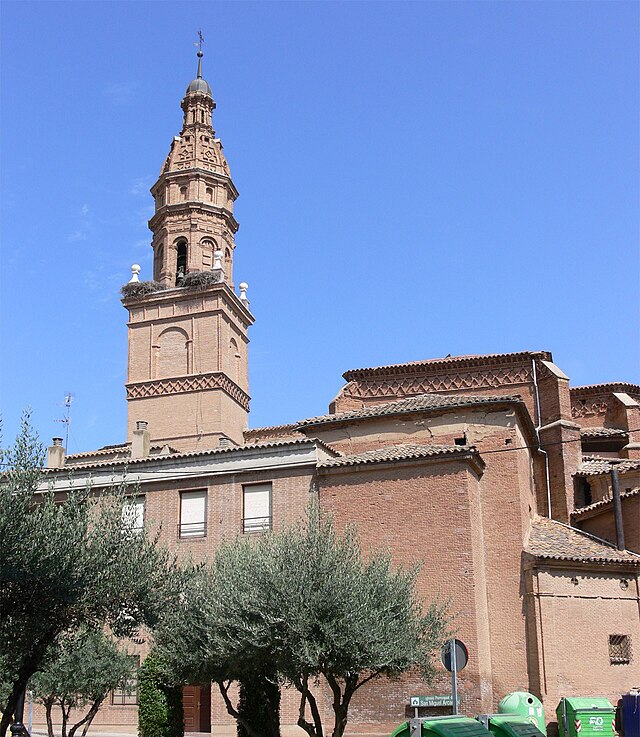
610,468,625,550
532,359,552,518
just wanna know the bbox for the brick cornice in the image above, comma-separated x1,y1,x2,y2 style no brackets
148,202,239,233
126,371,250,411
341,365,534,401
151,168,239,199
121,282,254,325
342,351,552,381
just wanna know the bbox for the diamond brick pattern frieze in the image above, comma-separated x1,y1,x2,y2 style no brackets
347,366,533,399
126,372,250,410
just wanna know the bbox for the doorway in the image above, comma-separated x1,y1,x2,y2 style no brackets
182,685,211,733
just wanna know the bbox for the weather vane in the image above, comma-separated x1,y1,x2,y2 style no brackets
196,30,204,53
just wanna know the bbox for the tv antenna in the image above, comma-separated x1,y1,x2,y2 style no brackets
55,392,74,452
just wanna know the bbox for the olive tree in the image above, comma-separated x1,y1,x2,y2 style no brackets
156,509,448,737
0,414,178,737
30,628,136,737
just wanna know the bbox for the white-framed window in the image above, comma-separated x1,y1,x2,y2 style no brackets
243,483,271,534
179,490,207,538
112,655,140,705
122,496,145,534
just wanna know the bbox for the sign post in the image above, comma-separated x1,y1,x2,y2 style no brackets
450,640,458,715
440,639,468,716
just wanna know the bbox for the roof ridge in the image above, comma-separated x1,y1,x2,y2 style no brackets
46,437,337,473
342,350,552,380
571,382,640,394
298,392,523,429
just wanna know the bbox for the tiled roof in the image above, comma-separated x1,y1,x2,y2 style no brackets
526,516,640,565
66,443,178,460
297,393,523,429
571,488,640,519
245,423,299,436
318,443,478,469
580,427,628,439
577,457,640,476
342,350,552,380
46,438,339,473
571,382,640,395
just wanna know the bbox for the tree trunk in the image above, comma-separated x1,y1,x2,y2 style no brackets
60,701,72,737
324,673,354,737
293,675,323,737
45,700,55,737
1,632,60,737
68,696,105,737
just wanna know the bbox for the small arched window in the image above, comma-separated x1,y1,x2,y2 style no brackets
154,242,164,282
175,240,187,285
180,186,187,201
206,187,213,203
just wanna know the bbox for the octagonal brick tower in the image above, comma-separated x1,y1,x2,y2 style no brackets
123,50,253,451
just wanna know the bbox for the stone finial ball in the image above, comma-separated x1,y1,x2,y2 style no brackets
239,282,248,290
131,264,141,274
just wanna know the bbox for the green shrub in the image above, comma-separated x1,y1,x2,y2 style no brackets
237,672,280,737
121,281,165,300
138,652,183,737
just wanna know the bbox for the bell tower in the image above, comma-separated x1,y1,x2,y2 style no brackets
122,47,253,452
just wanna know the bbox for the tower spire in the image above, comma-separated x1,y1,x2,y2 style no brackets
196,29,204,79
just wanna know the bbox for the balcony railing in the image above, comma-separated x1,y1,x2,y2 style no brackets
243,516,271,534
178,521,207,538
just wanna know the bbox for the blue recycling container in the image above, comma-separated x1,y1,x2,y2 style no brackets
622,693,640,737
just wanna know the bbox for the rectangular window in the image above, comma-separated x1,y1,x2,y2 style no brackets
122,496,145,534
112,656,139,705
179,490,207,538
243,483,271,534
609,634,632,665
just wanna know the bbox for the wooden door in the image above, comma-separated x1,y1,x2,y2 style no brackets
182,685,199,732
182,685,211,733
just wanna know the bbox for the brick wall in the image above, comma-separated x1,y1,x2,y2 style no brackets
525,564,640,716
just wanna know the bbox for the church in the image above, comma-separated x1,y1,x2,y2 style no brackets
40,49,640,734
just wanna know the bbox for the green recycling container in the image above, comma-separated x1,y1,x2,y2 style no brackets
499,692,545,733
477,714,544,737
556,698,616,737
390,716,492,737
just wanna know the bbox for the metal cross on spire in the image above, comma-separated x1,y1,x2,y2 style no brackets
195,29,205,77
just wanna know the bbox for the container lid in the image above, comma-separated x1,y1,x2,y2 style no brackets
557,698,614,712
487,716,544,737
424,717,492,737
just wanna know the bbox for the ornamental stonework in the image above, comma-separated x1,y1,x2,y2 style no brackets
571,396,610,419
126,372,250,411
344,365,533,400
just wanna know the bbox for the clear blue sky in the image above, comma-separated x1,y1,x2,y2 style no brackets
1,1,638,453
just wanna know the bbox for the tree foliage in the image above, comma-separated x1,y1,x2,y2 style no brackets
30,628,136,737
138,652,184,737
0,413,178,737
156,508,448,737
